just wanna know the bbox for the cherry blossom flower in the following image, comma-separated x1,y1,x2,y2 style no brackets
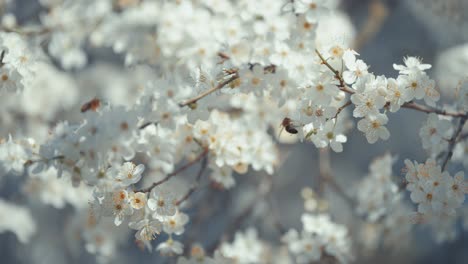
220,228,264,263
357,114,390,144
157,238,184,256
393,56,431,75
148,186,177,217
163,211,189,235
294,0,330,23
129,192,147,210
343,50,369,84
107,162,145,187
419,114,452,156
129,218,163,242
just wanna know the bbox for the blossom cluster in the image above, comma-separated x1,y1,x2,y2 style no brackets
0,0,466,263
283,213,352,264
355,153,401,222
404,158,467,242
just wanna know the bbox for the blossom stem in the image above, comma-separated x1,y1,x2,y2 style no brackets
136,147,209,193
208,173,281,253
178,74,239,107
441,115,467,171
457,132,468,142
0,26,51,36
331,100,352,120
315,49,354,94
0,50,5,67
401,101,466,118
24,155,65,166
315,49,467,118
175,155,208,206
318,148,355,207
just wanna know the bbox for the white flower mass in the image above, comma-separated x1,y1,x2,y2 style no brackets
0,0,467,263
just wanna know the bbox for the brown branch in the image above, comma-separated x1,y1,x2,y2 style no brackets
138,121,158,129
0,26,51,36
136,148,209,193
0,50,5,67
217,52,230,64
208,174,276,253
441,115,467,171
315,49,354,94
458,132,468,142
266,187,287,235
401,101,466,118
24,155,65,167
175,155,208,206
315,49,467,118
329,100,352,121
178,74,239,107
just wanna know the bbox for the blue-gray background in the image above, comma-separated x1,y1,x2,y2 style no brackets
1,0,468,263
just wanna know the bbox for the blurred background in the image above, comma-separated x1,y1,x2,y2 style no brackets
1,0,468,263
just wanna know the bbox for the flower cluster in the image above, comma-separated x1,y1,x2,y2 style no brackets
0,0,466,263
419,114,453,157
283,213,352,264
405,158,467,241
0,33,36,93
355,153,401,222
405,159,466,216
220,228,265,263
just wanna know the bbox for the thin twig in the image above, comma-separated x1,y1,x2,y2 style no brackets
266,188,287,235
401,101,466,118
457,132,468,142
136,148,209,193
441,116,467,171
208,174,275,253
175,155,208,206
0,26,51,36
24,155,65,167
0,50,5,67
318,148,355,207
138,121,158,130
178,74,239,107
330,100,352,120
315,49,467,118
315,49,354,94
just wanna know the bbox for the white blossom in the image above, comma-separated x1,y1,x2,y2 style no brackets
357,114,390,144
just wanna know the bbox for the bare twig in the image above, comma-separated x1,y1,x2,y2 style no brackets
0,26,51,36
0,50,5,67
175,155,208,206
138,121,158,129
208,173,278,253
315,49,354,94
401,101,466,118
24,155,65,167
136,148,209,193
441,116,467,171
318,148,355,207
178,74,239,107
217,52,230,64
457,132,468,142
329,100,352,121
315,49,468,119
